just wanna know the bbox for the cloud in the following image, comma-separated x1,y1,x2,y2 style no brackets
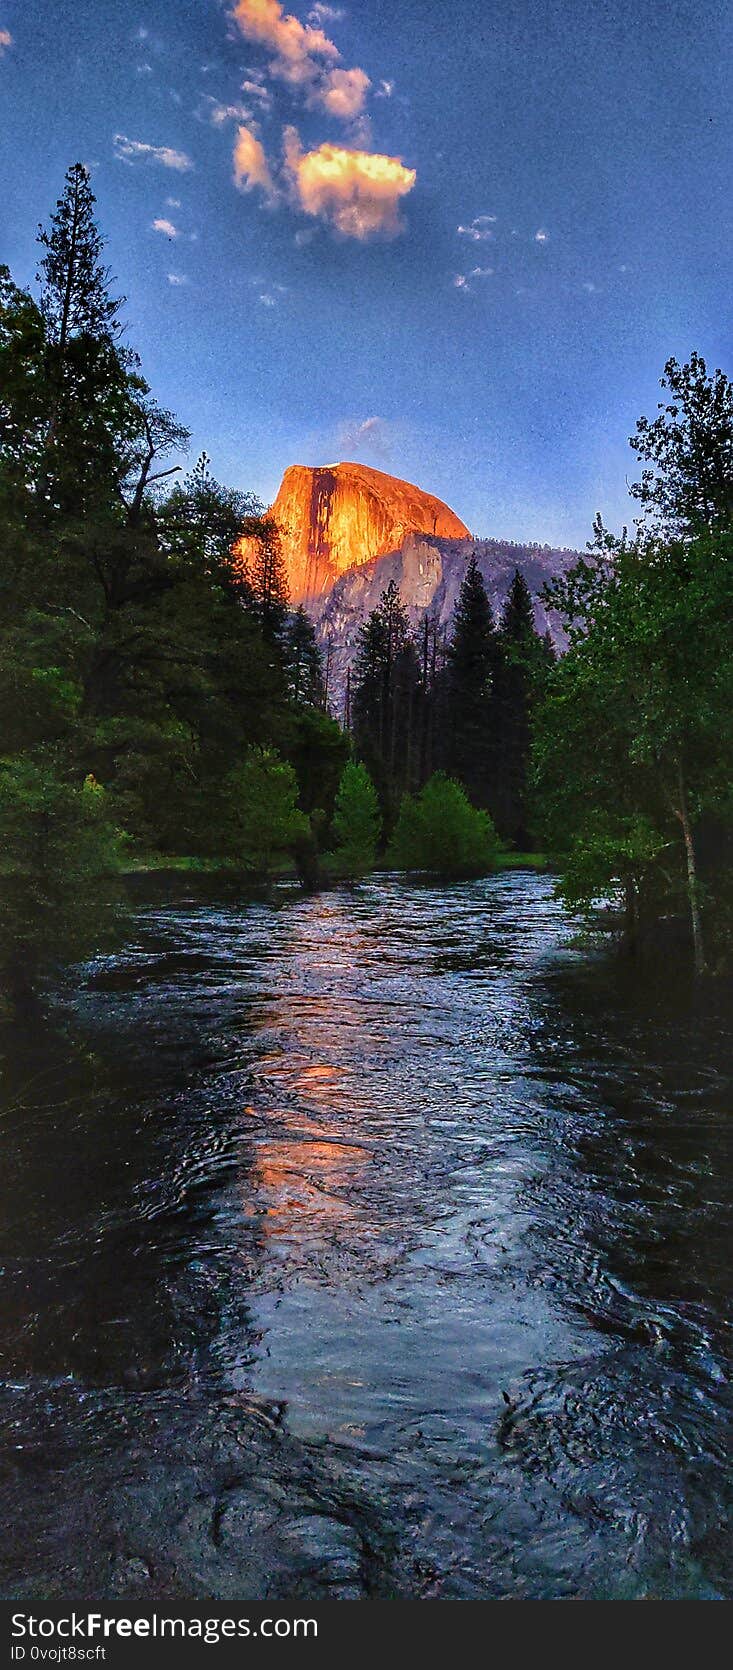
283,127,415,238
376,79,394,98
166,196,181,208
307,3,344,21
338,414,390,460
113,134,193,171
152,217,179,237
457,214,496,241
241,77,272,106
167,273,189,286
317,65,370,119
233,0,369,120
534,228,548,242
453,265,493,294
0,28,12,55
233,123,277,198
233,0,338,85
201,96,255,127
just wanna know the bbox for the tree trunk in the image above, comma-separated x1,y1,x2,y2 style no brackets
674,762,707,977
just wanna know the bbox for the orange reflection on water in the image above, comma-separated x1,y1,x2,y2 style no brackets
253,1134,371,1242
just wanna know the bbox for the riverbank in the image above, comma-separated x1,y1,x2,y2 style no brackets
122,850,551,879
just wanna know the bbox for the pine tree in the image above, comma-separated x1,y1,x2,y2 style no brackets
35,163,132,512
286,606,325,708
442,554,497,807
351,580,418,811
493,568,541,847
240,514,290,642
37,163,123,351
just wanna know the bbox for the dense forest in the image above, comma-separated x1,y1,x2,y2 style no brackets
1,165,731,1005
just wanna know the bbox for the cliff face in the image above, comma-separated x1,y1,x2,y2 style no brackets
267,461,470,605
315,533,576,714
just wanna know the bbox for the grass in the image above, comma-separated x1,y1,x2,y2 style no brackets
496,850,549,870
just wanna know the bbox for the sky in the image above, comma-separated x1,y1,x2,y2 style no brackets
1,0,731,547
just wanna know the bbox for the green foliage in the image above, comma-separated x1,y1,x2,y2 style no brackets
330,761,381,879
222,749,308,873
0,760,124,1003
388,773,501,877
535,529,733,971
629,353,733,536
0,166,350,1002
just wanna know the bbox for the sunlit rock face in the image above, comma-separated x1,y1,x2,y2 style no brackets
270,462,471,606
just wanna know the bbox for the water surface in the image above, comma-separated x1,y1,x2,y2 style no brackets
1,873,730,1600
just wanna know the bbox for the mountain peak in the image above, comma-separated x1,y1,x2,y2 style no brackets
266,461,470,605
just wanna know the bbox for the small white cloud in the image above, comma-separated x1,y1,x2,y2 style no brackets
534,228,549,242
165,196,181,208
241,77,272,106
581,280,598,293
453,265,492,293
0,27,13,55
457,214,496,241
136,62,153,75
308,3,344,21
376,79,395,98
167,272,189,286
114,134,194,171
201,96,254,127
152,217,179,238
338,414,390,460
259,291,278,307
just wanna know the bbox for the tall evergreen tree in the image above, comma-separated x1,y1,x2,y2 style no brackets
285,606,325,708
240,514,290,642
36,163,132,512
351,580,420,812
493,568,545,847
37,163,124,351
441,554,497,808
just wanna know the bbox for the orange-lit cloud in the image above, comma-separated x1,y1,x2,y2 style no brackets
233,0,338,86
317,65,370,119
283,128,416,239
233,0,369,119
0,28,12,55
233,123,276,198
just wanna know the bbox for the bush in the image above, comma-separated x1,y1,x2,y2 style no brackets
388,772,501,877
330,760,381,880
222,748,308,873
0,759,124,1005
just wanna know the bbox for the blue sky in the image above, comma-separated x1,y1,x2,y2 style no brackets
1,0,730,546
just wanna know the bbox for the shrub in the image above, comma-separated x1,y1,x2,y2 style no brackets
388,772,501,877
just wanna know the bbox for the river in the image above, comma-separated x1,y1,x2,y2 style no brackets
0,872,730,1601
